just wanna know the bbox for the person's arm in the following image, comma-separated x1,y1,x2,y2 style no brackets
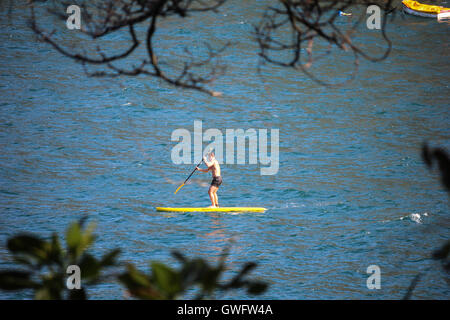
196,166,209,173
196,157,212,173
203,155,214,169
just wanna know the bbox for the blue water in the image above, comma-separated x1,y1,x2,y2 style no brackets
0,1,449,299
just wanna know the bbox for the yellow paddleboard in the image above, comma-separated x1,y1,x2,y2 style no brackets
156,207,267,213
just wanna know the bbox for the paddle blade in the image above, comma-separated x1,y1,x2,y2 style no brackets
174,183,185,194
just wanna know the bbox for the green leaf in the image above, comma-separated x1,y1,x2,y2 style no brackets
120,264,151,288
78,254,100,281
200,267,222,293
118,264,161,299
433,241,450,260
181,258,208,284
246,281,268,295
79,222,96,252
8,233,63,267
48,233,63,265
66,222,82,258
39,273,64,300
151,262,181,298
0,271,38,290
35,287,53,300
226,262,257,289
7,235,48,263
171,251,186,263
238,262,257,276
100,249,121,267
66,222,96,260
12,256,35,268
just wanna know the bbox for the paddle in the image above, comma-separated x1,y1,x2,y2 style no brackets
174,158,204,194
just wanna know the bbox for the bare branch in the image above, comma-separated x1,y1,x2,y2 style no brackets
254,0,395,87
29,0,227,96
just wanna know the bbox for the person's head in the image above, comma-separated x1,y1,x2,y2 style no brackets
209,152,215,160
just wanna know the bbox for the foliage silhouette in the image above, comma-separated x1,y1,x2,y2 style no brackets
119,249,267,299
403,144,450,299
0,220,267,299
27,0,396,94
0,217,120,299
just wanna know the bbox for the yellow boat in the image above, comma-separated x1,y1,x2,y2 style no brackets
402,0,450,18
156,207,267,213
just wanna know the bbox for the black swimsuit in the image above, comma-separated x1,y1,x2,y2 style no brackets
211,176,222,188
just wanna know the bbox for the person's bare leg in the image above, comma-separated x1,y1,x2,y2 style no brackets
208,186,216,207
213,190,219,207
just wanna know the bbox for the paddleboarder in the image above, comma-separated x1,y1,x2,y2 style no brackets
196,152,222,208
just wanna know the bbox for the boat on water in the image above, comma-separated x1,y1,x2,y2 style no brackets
402,0,450,18
437,9,450,21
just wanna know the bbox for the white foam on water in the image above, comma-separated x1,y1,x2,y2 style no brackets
399,212,429,224
277,202,306,209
